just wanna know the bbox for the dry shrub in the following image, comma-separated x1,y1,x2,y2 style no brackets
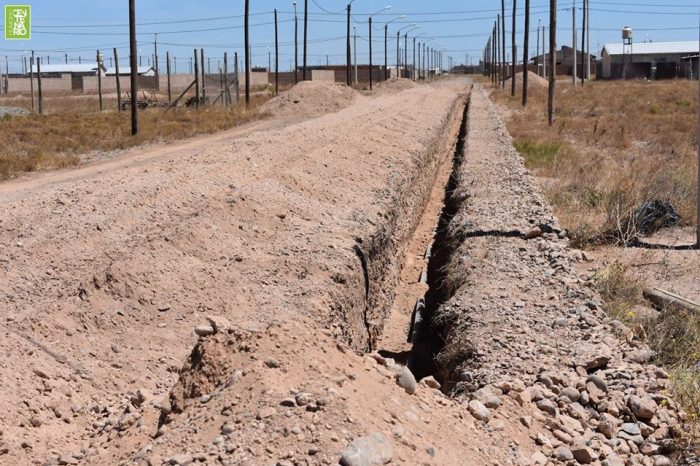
593,260,645,319
492,79,698,244
0,95,269,180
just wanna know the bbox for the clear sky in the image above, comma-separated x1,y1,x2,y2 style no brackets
0,0,699,73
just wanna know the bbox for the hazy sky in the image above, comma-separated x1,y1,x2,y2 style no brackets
0,0,698,73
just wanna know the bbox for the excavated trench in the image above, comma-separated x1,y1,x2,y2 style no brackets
406,92,471,385
371,87,473,389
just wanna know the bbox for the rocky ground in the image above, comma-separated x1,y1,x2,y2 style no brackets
0,79,693,466
430,86,692,466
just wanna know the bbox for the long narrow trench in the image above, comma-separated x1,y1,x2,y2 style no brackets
376,89,472,386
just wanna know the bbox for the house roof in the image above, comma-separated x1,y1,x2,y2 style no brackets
602,41,699,56
104,66,155,76
30,63,98,74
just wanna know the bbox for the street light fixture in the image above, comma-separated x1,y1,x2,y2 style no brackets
369,5,391,90
384,15,406,80
404,26,420,77
396,23,415,77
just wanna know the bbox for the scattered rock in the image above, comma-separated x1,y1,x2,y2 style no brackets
168,454,194,465
194,325,215,337
554,446,574,462
420,376,441,390
339,432,393,466
468,400,491,422
395,366,417,395
628,395,657,421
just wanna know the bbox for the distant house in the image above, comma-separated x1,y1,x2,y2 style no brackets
531,46,596,76
105,66,156,77
29,63,99,77
600,41,699,79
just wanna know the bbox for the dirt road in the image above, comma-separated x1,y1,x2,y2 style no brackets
0,80,689,466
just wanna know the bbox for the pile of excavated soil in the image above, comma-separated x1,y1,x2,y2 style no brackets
374,77,418,95
504,71,548,89
260,80,357,118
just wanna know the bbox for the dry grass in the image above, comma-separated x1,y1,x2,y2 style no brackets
491,79,698,247
0,95,270,180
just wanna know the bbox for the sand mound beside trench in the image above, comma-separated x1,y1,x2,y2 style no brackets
504,71,548,89
260,80,357,118
374,78,418,94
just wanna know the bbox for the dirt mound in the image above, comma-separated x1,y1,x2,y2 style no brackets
260,80,356,118
504,71,548,89
374,77,418,94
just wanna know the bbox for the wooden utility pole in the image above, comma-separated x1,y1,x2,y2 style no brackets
346,2,351,86
129,0,138,135
697,11,700,248
194,49,200,108
114,48,122,111
548,0,557,126
294,1,298,83
511,0,517,96
572,0,577,86
501,0,506,88
200,49,206,103
223,52,229,107
30,52,35,112
234,52,240,103
581,0,586,85
97,50,103,111
245,0,250,107
523,0,530,106
37,58,43,114
496,15,500,86
536,19,540,77
303,0,308,81
369,17,374,89
275,9,279,94
166,51,172,103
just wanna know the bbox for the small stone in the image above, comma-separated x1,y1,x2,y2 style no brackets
206,315,231,333
194,325,215,337
339,432,393,466
168,454,194,465
57,455,79,465
264,358,280,368
468,400,491,422
157,305,171,312
295,393,311,406
536,398,557,416
621,423,641,436
280,398,296,407
571,446,594,464
628,395,657,421
395,366,417,395
573,344,612,371
653,456,671,466
585,375,607,392
525,226,543,239
640,442,660,456
520,416,533,428
560,387,581,402
554,446,574,462
420,376,441,390
130,388,150,408
258,407,276,419
627,349,656,364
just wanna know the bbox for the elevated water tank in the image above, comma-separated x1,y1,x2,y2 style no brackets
622,27,633,40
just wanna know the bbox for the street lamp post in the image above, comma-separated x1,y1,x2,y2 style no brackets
346,0,354,86
369,6,392,90
293,1,298,83
384,15,405,81
396,23,415,78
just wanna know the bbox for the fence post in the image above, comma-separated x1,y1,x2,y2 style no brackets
274,9,279,95
114,48,122,112
37,58,44,114
166,51,172,103
223,52,229,107
200,49,206,104
234,52,240,103
30,52,35,112
194,49,200,108
97,50,104,111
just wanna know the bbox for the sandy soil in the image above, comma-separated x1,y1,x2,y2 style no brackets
0,79,691,466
